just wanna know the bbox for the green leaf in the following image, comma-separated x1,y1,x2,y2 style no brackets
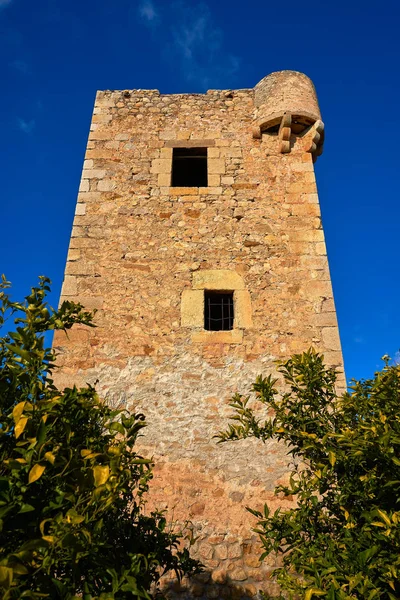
5,343,31,361
0,566,13,589
19,504,35,514
66,509,85,525
108,421,125,435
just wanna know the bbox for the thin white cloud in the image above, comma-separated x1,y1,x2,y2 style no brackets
17,118,35,134
169,2,240,88
137,1,240,88
138,0,158,22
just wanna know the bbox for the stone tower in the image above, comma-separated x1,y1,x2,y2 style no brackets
54,70,343,598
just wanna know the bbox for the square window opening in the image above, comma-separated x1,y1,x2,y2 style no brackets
172,147,208,187
204,291,234,331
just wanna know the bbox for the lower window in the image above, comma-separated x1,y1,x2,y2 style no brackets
204,291,234,331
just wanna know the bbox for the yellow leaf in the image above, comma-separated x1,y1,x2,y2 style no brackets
42,536,54,543
44,452,55,465
304,588,326,600
81,449,101,460
40,518,52,537
328,451,336,467
93,465,110,486
15,416,28,439
12,401,26,423
376,509,391,526
28,463,46,484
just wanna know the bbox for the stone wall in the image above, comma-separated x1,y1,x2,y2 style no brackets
53,73,344,599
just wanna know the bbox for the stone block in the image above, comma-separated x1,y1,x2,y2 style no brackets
150,159,171,174
211,569,226,584
230,567,247,581
97,180,116,192
77,192,101,203
88,131,110,141
160,147,173,158
208,174,221,187
75,296,104,310
287,181,316,194
67,249,80,261
79,179,89,192
306,280,332,298
290,230,325,242
315,241,327,255
65,261,95,276
291,162,314,172
321,327,342,351
227,544,242,559
313,312,338,327
61,275,77,296
82,169,106,179
208,159,225,174
191,330,243,344
169,187,199,196
158,173,171,187
201,187,222,194
235,290,253,328
165,139,215,148
193,270,245,291
75,203,86,216
321,298,336,312
208,148,220,158
214,544,228,560
181,290,204,327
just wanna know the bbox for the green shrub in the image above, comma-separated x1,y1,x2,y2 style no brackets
219,349,400,599
0,277,199,599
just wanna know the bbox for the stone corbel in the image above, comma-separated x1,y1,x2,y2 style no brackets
278,111,292,153
303,119,325,159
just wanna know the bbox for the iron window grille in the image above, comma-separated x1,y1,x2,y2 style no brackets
204,291,234,331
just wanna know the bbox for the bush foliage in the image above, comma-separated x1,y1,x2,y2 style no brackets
0,277,199,599
219,350,400,599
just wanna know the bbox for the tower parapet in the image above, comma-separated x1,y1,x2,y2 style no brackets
253,70,324,158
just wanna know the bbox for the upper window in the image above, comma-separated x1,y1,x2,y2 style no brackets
172,147,208,187
204,291,234,331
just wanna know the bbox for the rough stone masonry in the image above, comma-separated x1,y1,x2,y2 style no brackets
53,70,344,599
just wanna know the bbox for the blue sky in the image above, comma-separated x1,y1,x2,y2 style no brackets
1,0,399,382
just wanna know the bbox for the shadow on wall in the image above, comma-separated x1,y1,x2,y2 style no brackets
159,569,281,599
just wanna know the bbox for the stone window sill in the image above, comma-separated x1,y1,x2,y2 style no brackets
191,330,243,344
168,187,222,195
